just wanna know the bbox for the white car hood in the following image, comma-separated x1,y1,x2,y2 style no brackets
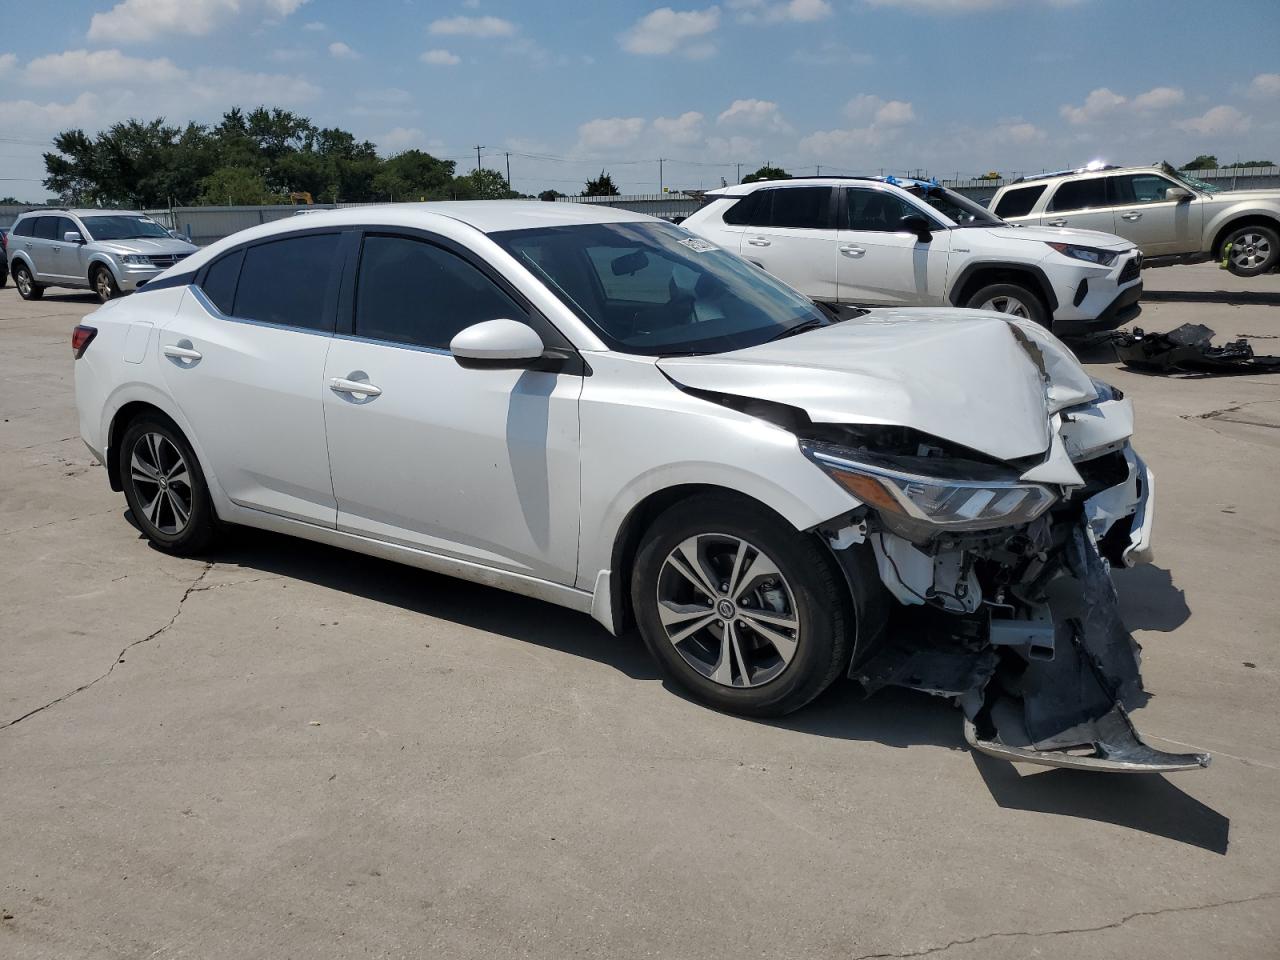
658,308,1100,464
984,224,1135,249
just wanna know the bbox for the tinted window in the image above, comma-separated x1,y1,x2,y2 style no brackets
766,187,833,229
846,189,924,232
201,249,244,315
994,184,1047,218
1109,174,1179,205
33,217,59,240
1048,178,1108,212
355,234,526,350
12,217,35,238
720,194,760,226
56,217,77,240
233,233,340,331
80,215,172,241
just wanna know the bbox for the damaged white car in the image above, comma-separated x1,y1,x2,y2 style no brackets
73,203,1209,774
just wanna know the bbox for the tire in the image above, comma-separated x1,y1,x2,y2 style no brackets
631,493,851,717
964,282,1049,328
12,262,43,301
1223,224,1279,277
92,264,121,303
118,413,216,556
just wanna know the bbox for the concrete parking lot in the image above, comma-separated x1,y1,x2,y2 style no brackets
1,263,1278,959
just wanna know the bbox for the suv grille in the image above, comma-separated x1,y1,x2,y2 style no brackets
1118,253,1142,283
147,254,187,269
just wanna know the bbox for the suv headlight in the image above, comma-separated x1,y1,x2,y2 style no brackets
1045,242,1118,266
803,442,1057,533
121,254,153,266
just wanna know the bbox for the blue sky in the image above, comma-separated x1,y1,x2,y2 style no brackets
1,0,1277,199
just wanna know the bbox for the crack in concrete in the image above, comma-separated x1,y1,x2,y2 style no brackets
850,892,1280,959
0,508,119,539
0,562,213,732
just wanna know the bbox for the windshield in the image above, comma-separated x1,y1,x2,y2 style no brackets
1174,172,1221,194
491,221,828,356
80,215,173,241
907,185,1004,226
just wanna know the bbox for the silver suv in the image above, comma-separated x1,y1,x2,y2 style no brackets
6,209,197,302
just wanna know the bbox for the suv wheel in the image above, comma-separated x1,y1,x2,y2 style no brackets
12,262,43,301
119,413,217,556
1224,225,1279,277
965,282,1049,328
631,493,851,717
92,265,121,303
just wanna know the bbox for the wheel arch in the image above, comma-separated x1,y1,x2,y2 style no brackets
104,394,218,506
1209,212,1280,259
86,255,121,284
948,261,1059,314
9,250,37,277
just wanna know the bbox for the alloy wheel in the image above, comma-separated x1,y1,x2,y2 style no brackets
979,295,1030,318
95,270,114,301
15,268,31,297
130,432,193,535
655,533,800,688
1230,233,1272,270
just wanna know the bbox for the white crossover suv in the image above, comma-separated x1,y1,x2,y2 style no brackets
683,177,1143,335
72,202,1207,773
990,163,1280,276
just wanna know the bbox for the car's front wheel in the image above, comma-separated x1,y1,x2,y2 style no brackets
965,282,1049,328
12,262,43,301
632,493,851,717
92,265,121,303
1224,224,1279,277
118,413,216,555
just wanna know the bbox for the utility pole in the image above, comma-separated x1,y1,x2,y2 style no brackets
659,157,664,194
505,151,511,189
816,164,821,176
474,144,484,172
736,161,742,184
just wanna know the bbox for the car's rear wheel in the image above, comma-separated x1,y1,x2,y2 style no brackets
119,413,216,555
1224,225,1279,277
13,262,43,301
632,493,851,717
92,265,120,303
965,282,1049,328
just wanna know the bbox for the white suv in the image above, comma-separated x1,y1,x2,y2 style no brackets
990,163,1280,276
683,177,1143,336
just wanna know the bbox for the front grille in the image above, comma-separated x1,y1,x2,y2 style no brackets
146,254,187,269
1118,253,1141,283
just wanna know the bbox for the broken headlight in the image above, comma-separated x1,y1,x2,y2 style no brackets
802,441,1057,533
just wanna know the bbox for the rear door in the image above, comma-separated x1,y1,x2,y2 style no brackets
738,185,838,302
29,216,60,278
46,216,82,282
1038,177,1116,234
836,186,951,305
1105,173,1201,255
159,230,345,526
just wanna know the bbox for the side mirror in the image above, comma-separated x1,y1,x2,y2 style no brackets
898,215,932,242
450,319,546,370
63,230,84,244
169,229,186,240
1166,187,1193,203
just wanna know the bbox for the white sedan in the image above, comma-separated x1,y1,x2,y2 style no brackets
71,201,1207,773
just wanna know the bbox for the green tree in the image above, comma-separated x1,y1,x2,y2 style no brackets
1224,159,1275,168
197,166,280,205
539,189,564,202
451,169,517,200
1181,154,1219,171
372,150,456,200
0,196,29,205
741,164,790,183
584,170,619,196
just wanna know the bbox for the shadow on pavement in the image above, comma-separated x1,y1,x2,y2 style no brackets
1113,564,1191,633
1142,288,1280,306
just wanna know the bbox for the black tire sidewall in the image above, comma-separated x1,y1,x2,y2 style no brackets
1226,225,1279,276
965,282,1049,328
14,263,42,300
118,414,215,555
631,495,848,717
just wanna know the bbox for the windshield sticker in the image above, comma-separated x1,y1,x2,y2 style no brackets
678,236,717,253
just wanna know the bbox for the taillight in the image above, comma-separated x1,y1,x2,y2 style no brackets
72,325,97,358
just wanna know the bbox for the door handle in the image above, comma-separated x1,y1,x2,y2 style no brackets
1121,211,1143,221
745,236,771,247
1046,218,1067,227
839,245,866,257
330,377,382,398
162,344,202,361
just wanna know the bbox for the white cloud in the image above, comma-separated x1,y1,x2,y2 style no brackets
1247,73,1280,99
0,92,99,136
845,94,914,126
0,53,16,76
800,94,915,159
729,0,832,22
428,15,516,37
619,6,720,58
302,20,325,30
24,48,184,86
653,111,705,144
88,0,310,44
576,116,646,151
1059,87,1127,124
270,47,311,63
1132,86,1184,111
420,48,461,66
717,98,790,132
328,41,359,60
994,120,1045,144
864,0,1083,10
1176,105,1252,136
375,127,428,153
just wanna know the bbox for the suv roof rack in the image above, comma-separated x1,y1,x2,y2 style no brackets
1010,164,1122,185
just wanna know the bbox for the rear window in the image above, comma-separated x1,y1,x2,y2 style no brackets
1048,178,1108,213
11,217,35,238
720,194,760,226
200,249,244,315
231,233,341,331
766,187,833,229
994,184,1047,218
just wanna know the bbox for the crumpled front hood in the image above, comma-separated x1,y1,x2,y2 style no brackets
659,308,1098,463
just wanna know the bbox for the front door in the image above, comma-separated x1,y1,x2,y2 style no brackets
1105,173,1202,255
321,232,582,584
736,185,839,302
836,187,952,305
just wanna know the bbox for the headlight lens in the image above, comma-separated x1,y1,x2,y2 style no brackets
803,442,1057,533
121,254,153,265
1045,241,1118,266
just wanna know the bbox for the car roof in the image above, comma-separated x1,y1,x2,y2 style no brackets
14,208,150,218
707,176,938,198
1002,164,1163,188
